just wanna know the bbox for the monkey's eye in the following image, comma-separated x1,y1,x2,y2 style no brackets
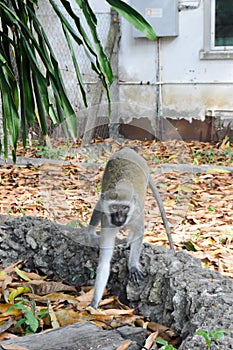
122,205,130,212
111,204,118,212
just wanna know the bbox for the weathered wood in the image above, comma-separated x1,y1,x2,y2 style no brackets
0,322,145,350
0,215,233,350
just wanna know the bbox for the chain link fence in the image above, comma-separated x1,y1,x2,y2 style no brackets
37,2,117,140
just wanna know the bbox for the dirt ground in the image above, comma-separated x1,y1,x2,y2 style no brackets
0,138,232,277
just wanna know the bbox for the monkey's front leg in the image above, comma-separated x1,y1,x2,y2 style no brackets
87,201,102,247
128,222,145,285
90,227,117,309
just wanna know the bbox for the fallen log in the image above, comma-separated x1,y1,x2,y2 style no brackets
0,215,232,349
0,322,145,350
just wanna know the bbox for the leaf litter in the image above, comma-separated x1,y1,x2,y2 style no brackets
0,261,181,348
0,138,232,347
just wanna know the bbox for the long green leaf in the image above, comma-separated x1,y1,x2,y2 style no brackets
0,64,20,158
75,0,114,84
32,74,48,136
27,4,78,137
50,0,100,76
63,25,88,107
106,0,156,40
52,0,112,100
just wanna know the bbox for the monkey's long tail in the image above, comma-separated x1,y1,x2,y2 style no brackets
149,175,175,253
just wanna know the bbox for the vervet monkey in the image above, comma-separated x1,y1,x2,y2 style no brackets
87,147,175,308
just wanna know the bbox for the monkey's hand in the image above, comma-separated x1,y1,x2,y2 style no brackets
129,266,145,285
118,242,130,250
87,226,100,247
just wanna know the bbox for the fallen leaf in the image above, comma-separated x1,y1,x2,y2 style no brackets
103,308,135,316
14,268,31,282
1,345,29,350
116,341,132,350
48,303,60,329
143,331,159,349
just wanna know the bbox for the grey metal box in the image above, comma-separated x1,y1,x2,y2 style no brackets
131,0,179,37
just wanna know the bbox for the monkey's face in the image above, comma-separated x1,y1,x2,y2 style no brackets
101,187,138,227
109,203,130,227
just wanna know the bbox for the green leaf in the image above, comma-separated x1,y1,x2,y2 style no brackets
8,287,31,302
196,330,211,346
212,329,228,342
155,338,177,350
15,267,31,282
54,0,112,104
68,219,78,228
8,301,28,313
106,0,156,40
15,318,27,329
37,308,49,319
25,311,39,333
183,240,202,252
0,57,20,156
207,205,215,212
76,0,114,84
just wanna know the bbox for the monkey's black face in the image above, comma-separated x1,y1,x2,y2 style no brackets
109,204,130,227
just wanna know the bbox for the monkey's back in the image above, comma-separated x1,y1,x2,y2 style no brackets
102,148,149,201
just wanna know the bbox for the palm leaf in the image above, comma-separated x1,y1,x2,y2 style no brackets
106,0,156,40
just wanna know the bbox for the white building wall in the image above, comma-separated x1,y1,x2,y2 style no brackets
161,1,233,121
117,0,233,125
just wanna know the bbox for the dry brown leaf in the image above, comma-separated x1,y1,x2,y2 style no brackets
32,292,79,305
48,303,60,329
4,261,24,274
1,305,22,318
116,341,132,350
55,309,106,326
103,308,135,316
143,331,159,349
0,317,14,333
76,287,94,304
2,276,13,302
28,281,76,295
1,345,29,350
98,296,115,307
110,315,140,328
147,322,180,343
15,271,44,281
85,306,106,315
0,334,18,342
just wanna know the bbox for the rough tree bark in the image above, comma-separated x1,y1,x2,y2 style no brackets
0,215,232,350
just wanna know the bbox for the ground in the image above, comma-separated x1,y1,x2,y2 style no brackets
0,138,232,277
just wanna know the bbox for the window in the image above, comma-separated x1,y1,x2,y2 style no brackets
200,0,233,59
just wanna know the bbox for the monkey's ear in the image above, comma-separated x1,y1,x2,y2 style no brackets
101,191,118,201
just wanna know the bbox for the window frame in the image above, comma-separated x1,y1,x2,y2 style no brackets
200,0,233,60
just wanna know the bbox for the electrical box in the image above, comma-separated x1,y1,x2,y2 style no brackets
131,0,179,38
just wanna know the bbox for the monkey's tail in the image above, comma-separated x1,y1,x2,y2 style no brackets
149,175,175,253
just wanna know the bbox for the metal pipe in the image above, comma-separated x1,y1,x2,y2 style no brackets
207,109,233,116
118,81,233,85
